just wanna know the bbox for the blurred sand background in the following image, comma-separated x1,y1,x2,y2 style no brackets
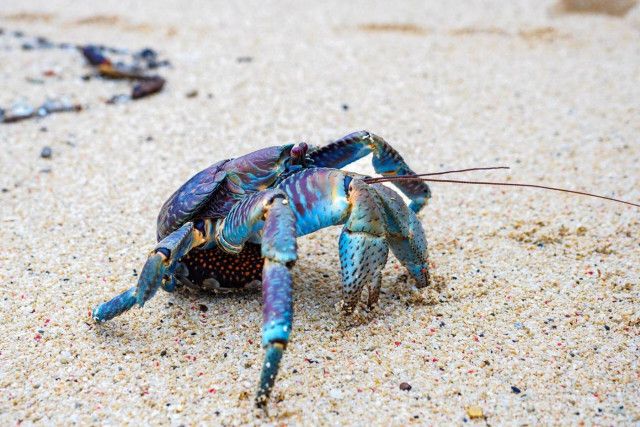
1,0,639,425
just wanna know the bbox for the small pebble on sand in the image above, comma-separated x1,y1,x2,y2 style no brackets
40,146,52,158
399,382,412,391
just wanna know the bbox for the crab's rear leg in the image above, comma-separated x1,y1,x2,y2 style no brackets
93,219,216,322
309,130,431,212
215,189,297,408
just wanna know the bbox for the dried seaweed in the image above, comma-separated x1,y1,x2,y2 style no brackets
1,30,170,124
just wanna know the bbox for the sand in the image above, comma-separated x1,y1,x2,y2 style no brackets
1,0,639,425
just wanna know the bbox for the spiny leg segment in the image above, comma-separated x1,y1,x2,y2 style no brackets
370,183,430,289
338,179,389,313
336,178,429,312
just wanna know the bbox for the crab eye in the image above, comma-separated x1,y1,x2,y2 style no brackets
290,143,308,165
291,145,304,158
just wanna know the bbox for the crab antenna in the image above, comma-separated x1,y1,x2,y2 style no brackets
365,166,510,183
366,176,640,208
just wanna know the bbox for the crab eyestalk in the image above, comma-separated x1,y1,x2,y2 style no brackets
290,142,308,166
256,342,286,408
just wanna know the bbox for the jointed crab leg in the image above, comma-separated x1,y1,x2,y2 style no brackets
93,219,216,322
215,189,297,407
370,183,430,289
338,178,389,313
309,131,431,212
91,286,138,323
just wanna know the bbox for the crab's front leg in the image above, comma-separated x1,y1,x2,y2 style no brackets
92,219,216,322
216,189,297,408
309,130,431,212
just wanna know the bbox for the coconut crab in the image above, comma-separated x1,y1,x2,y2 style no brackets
93,130,639,408
92,131,432,407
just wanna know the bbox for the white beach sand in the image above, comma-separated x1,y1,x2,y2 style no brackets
1,1,639,425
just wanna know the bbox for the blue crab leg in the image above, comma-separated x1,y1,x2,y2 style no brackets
216,189,297,407
370,183,430,289
308,130,431,212
337,179,389,312
93,219,216,322
91,286,138,323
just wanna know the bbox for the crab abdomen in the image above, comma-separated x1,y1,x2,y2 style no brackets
180,243,263,288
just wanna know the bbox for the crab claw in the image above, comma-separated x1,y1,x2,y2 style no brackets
135,251,168,307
